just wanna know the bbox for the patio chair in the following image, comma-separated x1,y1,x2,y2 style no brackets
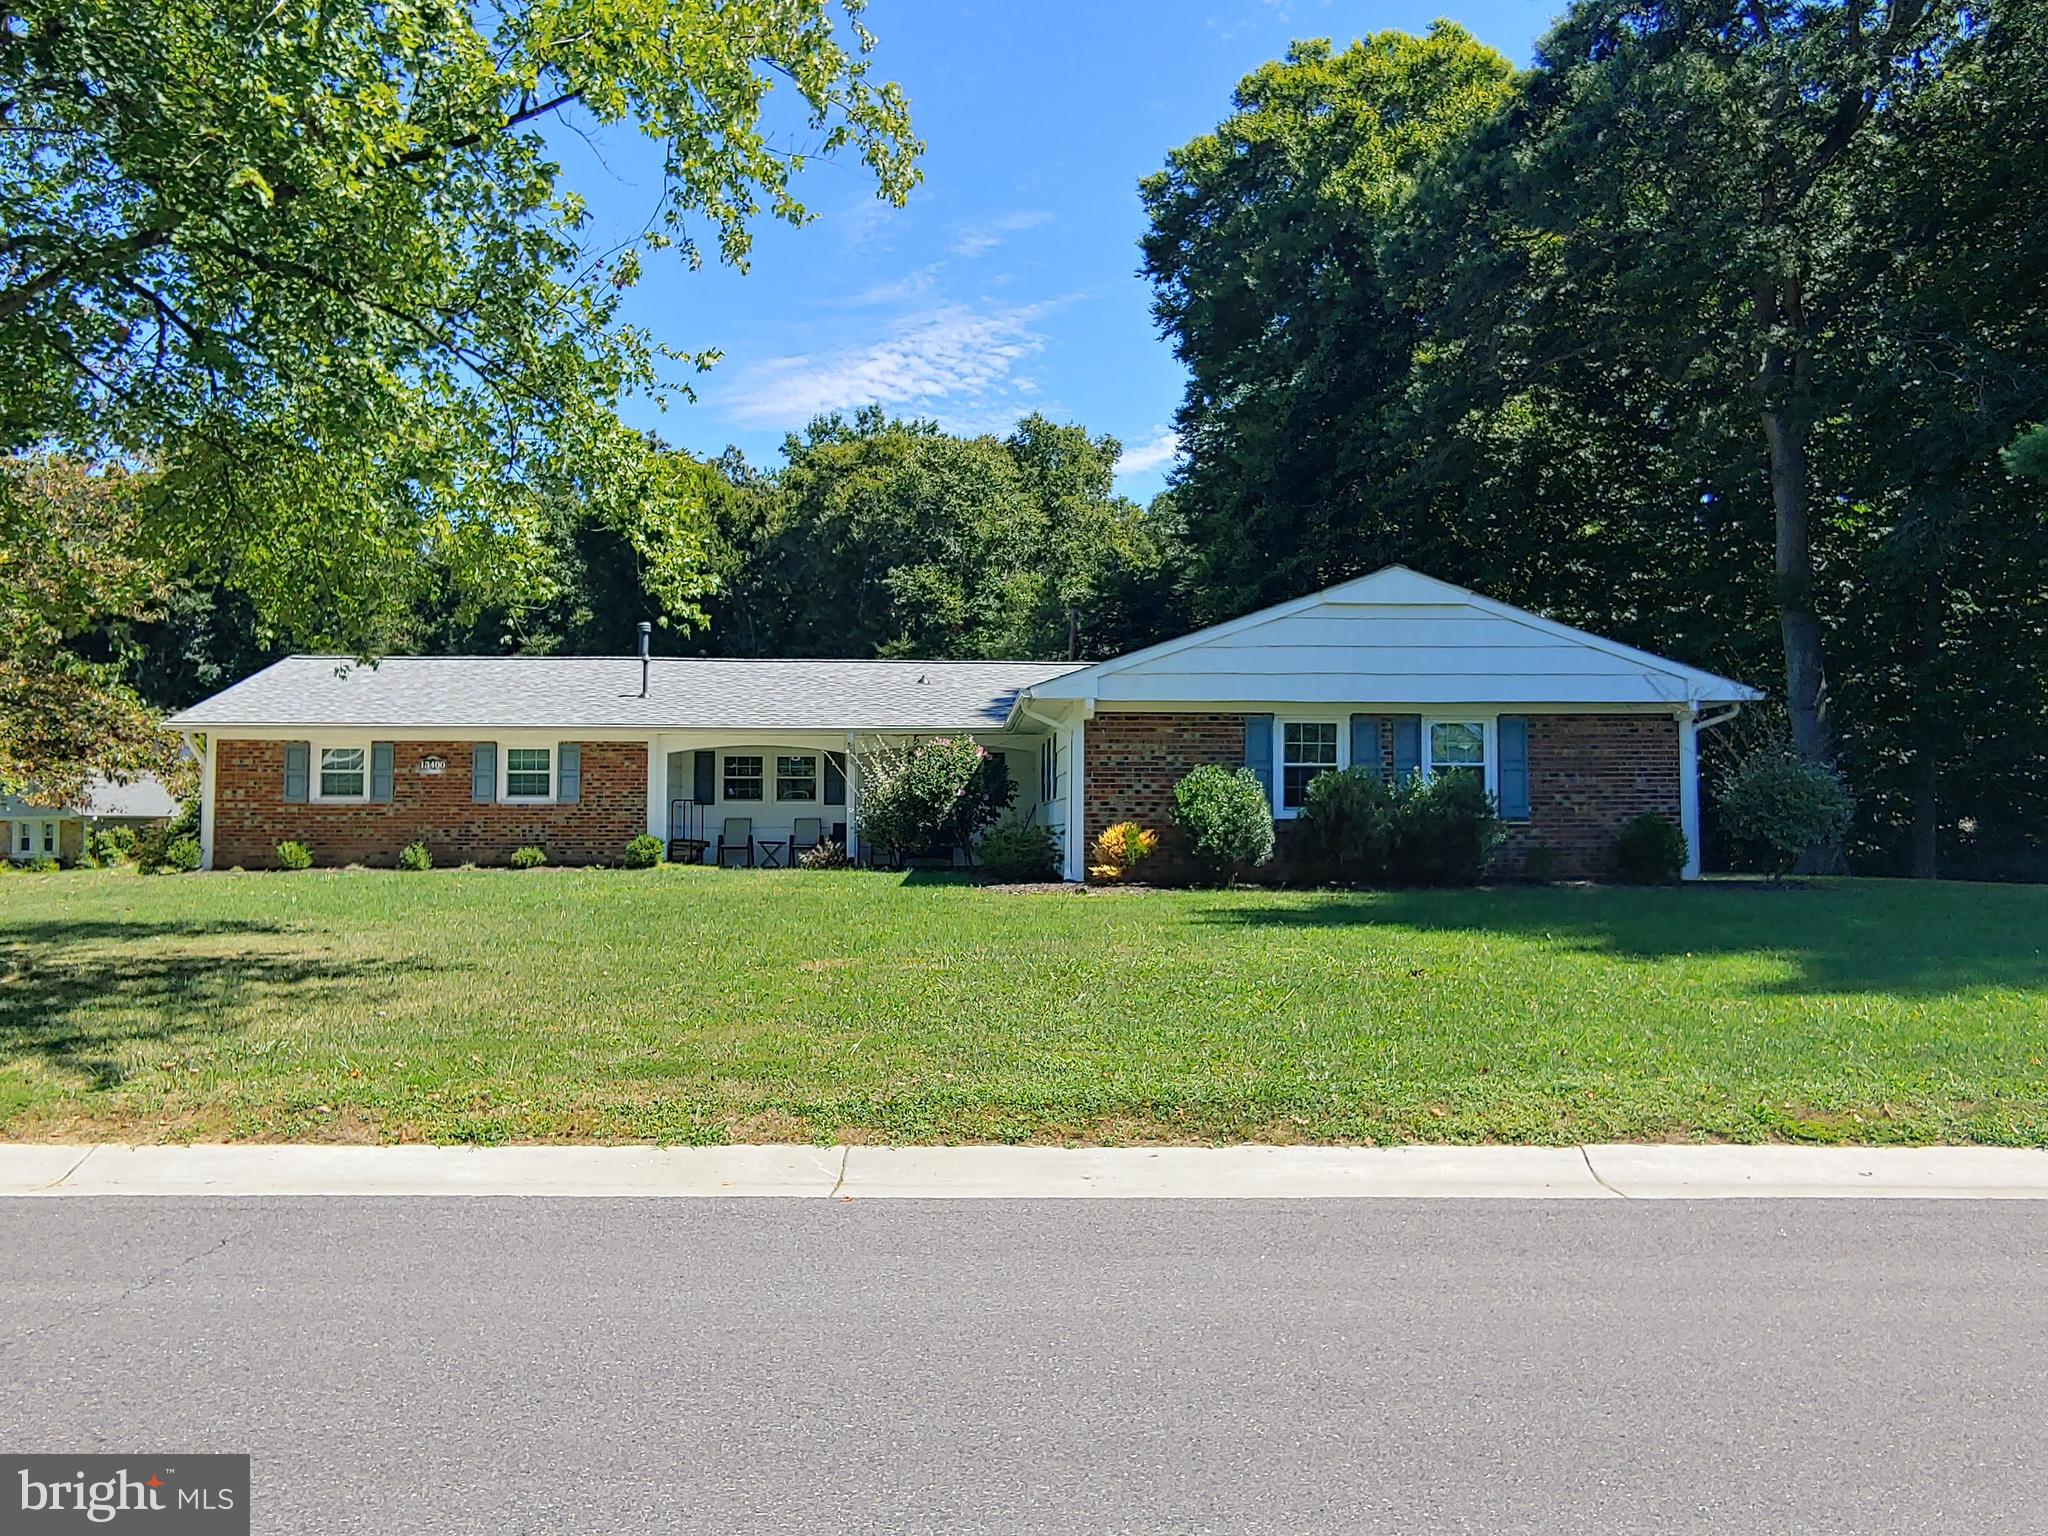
790,817,824,861
716,817,754,868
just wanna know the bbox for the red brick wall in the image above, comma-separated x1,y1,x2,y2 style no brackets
1083,709,1681,881
1499,714,1681,878
1082,712,1247,853
213,739,647,868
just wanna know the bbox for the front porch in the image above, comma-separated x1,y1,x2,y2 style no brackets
647,729,1055,869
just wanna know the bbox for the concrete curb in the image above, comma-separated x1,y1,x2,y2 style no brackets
5,1142,2048,1199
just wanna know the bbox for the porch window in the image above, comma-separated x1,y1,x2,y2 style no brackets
16,824,28,855
319,746,366,799
1426,721,1487,787
776,755,817,801
723,755,763,801
1280,721,1339,809
41,822,54,854
505,746,553,800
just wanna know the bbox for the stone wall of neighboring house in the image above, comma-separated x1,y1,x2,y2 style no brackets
1082,709,1680,881
212,739,647,868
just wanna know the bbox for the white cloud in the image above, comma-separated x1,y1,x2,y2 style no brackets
1115,426,1183,479
717,301,1061,428
949,209,1054,258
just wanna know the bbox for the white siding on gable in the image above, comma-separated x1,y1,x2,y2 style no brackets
1028,570,1760,709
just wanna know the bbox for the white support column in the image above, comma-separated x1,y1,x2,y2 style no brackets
1062,717,1086,882
194,731,216,872
646,737,667,843
844,733,860,865
1678,712,1702,880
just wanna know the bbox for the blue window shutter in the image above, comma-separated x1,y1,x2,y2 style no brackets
1498,716,1531,820
824,752,847,806
557,743,581,804
693,749,715,805
1392,716,1422,782
1349,714,1382,779
1244,714,1274,807
370,742,395,802
472,742,496,804
283,742,309,803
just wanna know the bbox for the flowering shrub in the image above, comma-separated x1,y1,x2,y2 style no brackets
856,737,1013,865
797,839,852,870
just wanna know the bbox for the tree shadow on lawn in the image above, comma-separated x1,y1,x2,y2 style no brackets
1193,882,2048,1002
0,917,432,1092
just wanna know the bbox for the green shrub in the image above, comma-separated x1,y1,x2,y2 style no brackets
797,839,852,870
1719,748,1854,875
1173,765,1275,880
1291,767,1500,886
22,855,61,874
397,840,434,872
509,845,548,869
157,836,201,874
975,818,1061,882
1386,771,1502,887
85,829,131,866
1298,767,1395,880
856,737,1012,865
622,834,664,869
1614,814,1687,883
275,839,314,871
134,795,201,874
1519,844,1562,883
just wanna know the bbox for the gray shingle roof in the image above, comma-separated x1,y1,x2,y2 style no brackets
167,656,1085,733
0,774,178,819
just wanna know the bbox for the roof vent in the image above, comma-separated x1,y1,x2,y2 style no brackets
637,622,652,698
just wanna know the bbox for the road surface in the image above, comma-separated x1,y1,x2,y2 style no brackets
3,1198,2044,1533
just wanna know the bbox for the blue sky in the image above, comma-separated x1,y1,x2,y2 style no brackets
547,0,1557,501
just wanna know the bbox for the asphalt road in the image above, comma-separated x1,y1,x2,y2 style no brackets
3,1198,2045,1534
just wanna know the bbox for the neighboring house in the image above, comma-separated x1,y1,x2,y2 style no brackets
167,567,1760,878
2,774,181,865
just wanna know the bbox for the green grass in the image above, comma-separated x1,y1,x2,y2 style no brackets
2,866,2044,1145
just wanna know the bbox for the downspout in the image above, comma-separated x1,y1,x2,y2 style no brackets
1679,703,1743,881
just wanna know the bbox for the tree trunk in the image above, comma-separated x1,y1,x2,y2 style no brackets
1908,577,1941,879
1755,270,1831,766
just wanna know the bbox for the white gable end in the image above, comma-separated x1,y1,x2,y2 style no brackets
1025,568,1760,709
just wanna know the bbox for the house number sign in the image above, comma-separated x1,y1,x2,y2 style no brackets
417,755,446,776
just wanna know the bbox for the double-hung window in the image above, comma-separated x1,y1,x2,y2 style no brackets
776,755,818,801
723,755,763,802
16,823,30,855
41,822,54,854
505,746,553,800
1426,721,1487,787
1281,721,1339,810
319,746,366,800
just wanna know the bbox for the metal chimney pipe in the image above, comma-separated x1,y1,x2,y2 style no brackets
637,621,652,698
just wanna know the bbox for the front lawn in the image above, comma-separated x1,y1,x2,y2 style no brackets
2,867,2043,1145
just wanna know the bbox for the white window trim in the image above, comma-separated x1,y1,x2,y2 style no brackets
1271,713,1349,820
774,753,819,802
499,743,558,805
1269,712,1502,817
309,738,373,803
1422,716,1499,799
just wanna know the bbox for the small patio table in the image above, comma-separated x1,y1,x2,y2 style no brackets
756,838,788,869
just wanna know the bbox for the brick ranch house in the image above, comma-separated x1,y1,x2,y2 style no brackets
168,567,1760,879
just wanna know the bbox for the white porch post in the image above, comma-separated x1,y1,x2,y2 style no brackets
1063,716,1086,882
647,737,668,844
844,732,860,864
192,731,215,872
1678,711,1702,880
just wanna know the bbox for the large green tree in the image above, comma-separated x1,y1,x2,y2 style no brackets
1138,25,1518,623
2,0,919,666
